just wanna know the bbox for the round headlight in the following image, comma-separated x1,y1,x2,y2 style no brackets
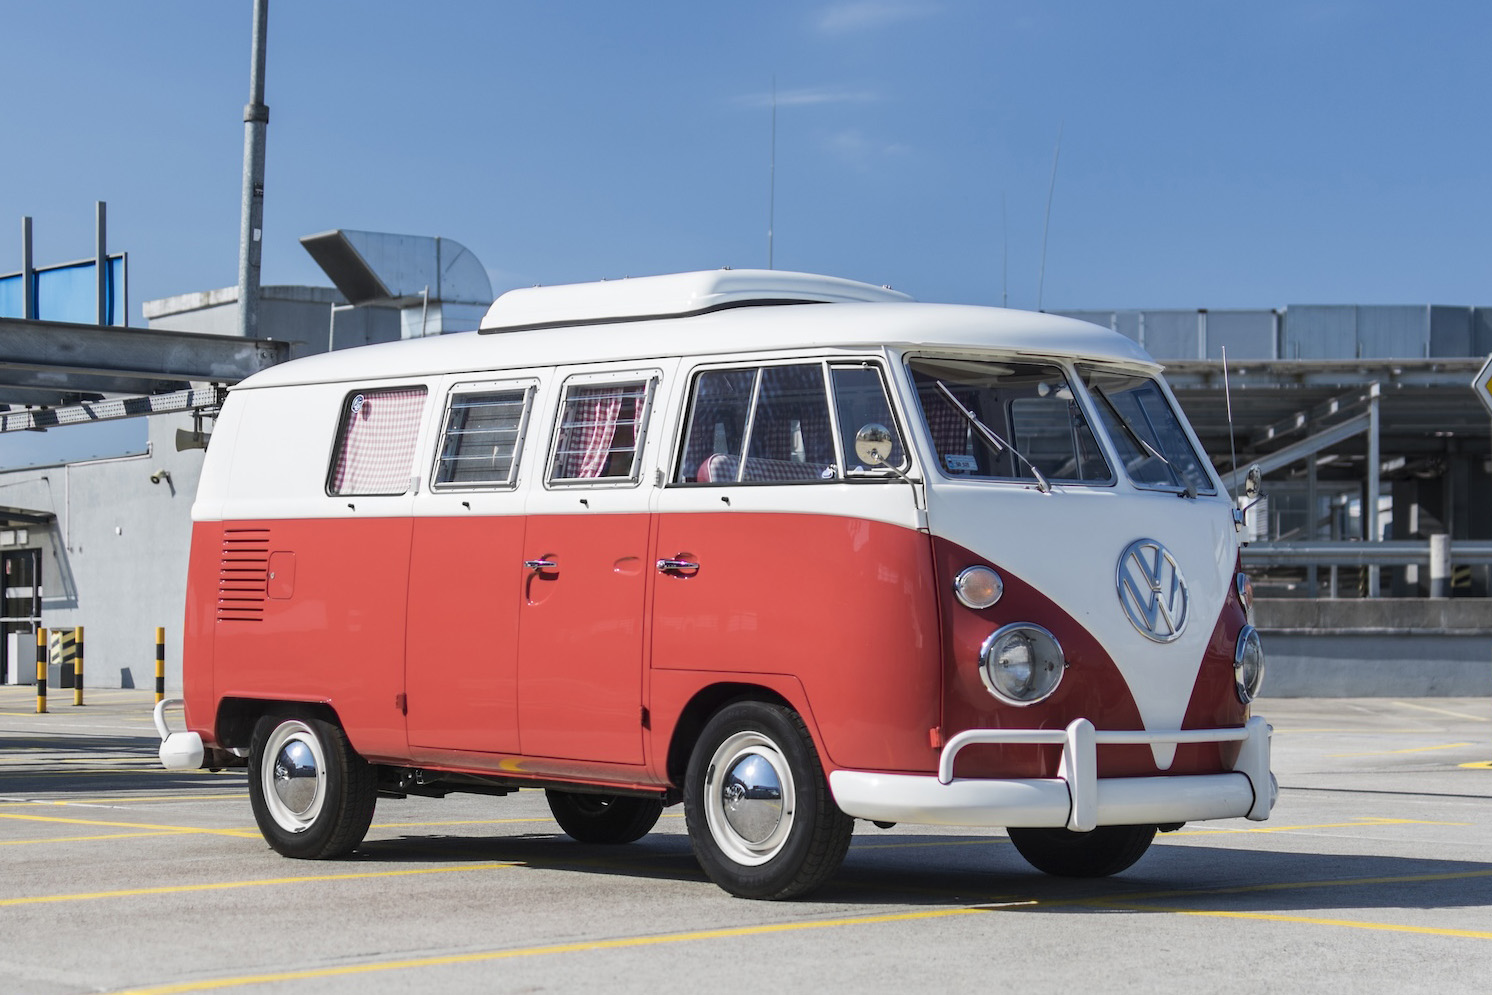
954,566,1004,610
979,623,1065,705
1234,624,1265,703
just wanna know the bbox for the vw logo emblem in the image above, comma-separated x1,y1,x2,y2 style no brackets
1116,538,1189,642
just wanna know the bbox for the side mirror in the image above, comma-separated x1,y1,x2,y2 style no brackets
853,423,895,466
1244,464,1263,499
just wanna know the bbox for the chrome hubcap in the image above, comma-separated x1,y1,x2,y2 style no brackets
721,753,783,843
704,731,796,866
273,739,319,815
259,720,327,834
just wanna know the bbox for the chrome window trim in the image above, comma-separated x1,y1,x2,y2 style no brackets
428,380,537,492
544,371,660,489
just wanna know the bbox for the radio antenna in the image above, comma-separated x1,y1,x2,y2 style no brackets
1037,124,1062,311
767,77,777,269
1001,190,1008,308
1223,345,1239,497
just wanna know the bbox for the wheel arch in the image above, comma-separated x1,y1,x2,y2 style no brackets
663,682,806,790
216,697,340,752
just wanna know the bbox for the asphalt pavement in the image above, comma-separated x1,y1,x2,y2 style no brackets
1,687,1488,994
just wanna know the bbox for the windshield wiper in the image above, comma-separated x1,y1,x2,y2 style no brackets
934,381,1051,493
1091,387,1195,498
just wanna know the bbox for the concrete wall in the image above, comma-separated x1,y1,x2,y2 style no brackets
0,412,202,689
1255,598,1492,697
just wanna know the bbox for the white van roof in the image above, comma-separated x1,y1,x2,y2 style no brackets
481,269,914,332
238,271,1158,390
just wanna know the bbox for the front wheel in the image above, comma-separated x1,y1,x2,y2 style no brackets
546,790,663,844
248,712,377,859
1006,824,1156,877
684,701,853,900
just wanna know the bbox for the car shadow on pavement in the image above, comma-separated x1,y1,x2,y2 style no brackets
342,826,1492,913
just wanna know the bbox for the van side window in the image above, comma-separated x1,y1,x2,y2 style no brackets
831,365,906,473
677,363,838,484
432,386,533,488
327,386,428,495
548,379,654,484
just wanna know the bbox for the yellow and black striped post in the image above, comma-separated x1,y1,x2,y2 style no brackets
154,627,166,703
73,625,85,706
35,628,47,714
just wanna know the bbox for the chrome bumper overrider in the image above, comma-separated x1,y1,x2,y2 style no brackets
829,715,1274,832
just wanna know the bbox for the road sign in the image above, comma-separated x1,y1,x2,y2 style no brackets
1476,354,1492,416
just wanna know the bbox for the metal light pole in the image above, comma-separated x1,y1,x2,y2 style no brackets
236,0,269,339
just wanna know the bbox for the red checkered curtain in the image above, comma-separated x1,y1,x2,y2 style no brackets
923,386,973,459
329,387,427,495
555,387,625,479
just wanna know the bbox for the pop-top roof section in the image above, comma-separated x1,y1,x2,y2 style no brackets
479,268,914,333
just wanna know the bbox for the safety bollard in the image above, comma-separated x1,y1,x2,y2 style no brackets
155,627,166,703
73,625,85,706
35,628,47,714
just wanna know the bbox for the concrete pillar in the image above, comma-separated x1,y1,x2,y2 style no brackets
1429,534,1451,598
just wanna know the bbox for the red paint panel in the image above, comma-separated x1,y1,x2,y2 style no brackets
517,512,650,765
405,516,523,754
650,512,942,773
200,517,413,763
183,523,222,744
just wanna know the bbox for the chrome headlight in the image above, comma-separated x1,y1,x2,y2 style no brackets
1234,624,1265,703
954,566,1004,610
979,623,1065,705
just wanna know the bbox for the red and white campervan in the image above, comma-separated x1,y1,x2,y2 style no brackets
157,269,1273,899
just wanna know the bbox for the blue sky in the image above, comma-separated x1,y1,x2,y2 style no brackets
1,1,1490,464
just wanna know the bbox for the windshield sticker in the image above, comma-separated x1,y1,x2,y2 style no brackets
944,454,978,472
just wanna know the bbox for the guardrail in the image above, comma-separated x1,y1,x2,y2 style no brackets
1242,540,1492,567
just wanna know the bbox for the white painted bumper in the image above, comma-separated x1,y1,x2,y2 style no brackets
154,697,205,771
829,715,1274,832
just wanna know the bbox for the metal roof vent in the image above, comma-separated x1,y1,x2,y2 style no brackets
480,269,913,333
300,229,494,337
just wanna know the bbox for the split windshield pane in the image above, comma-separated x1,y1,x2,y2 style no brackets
1079,367,1216,495
908,358,1111,485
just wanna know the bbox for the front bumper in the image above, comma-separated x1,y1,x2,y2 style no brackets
829,715,1274,831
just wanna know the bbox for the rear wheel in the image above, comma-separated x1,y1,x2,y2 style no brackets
248,712,377,859
1006,824,1156,877
546,790,663,844
684,701,853,900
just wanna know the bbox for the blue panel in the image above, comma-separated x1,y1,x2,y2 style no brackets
0,273,21,318
1,255,127,325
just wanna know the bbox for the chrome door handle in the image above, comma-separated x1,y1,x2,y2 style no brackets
656,557,700,576
524,559,557,572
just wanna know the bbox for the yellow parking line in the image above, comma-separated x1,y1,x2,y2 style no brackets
1330,742,1474,758
104,907,997,994
0,812,260,839
1112,904,1492,940
101,862,1492,995
1390,701,1487,722
2,862,519,907
2,830,208,846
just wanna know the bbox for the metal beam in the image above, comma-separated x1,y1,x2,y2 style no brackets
0,387,225,434
1223,410,1372,491
0,317,289,384
0,369,188,398
1248,388,1367,448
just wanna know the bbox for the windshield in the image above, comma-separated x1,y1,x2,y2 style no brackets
1079,367,1216,495
908,358,1112,485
